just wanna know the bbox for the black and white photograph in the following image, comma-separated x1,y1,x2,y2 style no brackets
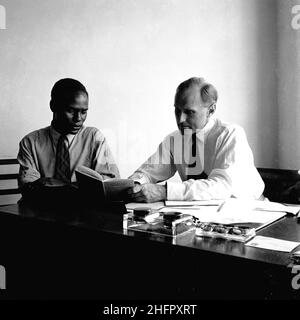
0,0,300,312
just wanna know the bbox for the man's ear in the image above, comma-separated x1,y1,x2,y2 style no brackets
50,99,55,112
208,103,216,116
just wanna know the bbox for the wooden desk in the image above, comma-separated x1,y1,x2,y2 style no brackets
0,202,299,300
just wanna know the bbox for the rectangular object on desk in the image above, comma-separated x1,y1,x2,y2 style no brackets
246,236,300,252
194,220,256,243
253,200,300,215
126,202,165,211
165,200,223,207
123,212,195,237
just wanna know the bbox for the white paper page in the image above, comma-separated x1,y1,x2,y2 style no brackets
165,199,300,215
165,200,223,207
159,206,285,226
160,206,218,221
252,200,300,215
126,202,165,211
217,198,253,216
201,210,285,225
246,236,300,252
217,198,299,215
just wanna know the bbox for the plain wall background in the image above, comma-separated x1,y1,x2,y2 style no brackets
0,0,285,178
278,0,300,169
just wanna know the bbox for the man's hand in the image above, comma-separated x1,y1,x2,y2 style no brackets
282,181,300,203
128,183,167,203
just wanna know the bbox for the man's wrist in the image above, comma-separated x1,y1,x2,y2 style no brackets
128,172,150,185
159,184,167,201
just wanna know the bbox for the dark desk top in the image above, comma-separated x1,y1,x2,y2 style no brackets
0,202,299,268
1,202,300,299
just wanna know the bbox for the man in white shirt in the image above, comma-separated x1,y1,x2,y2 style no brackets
128,77,264,202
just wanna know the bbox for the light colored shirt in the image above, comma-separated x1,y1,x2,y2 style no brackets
129,117,264,200
18,125,120,187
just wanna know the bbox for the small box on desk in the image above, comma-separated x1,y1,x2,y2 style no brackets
123,210,195,237
194,220,256,243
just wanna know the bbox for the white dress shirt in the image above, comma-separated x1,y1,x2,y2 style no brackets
129,117,264,200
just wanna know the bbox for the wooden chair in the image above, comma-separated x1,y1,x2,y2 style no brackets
257,167,300,203
0,158,21,205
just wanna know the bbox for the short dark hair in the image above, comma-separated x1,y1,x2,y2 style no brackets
50,78,88,110
174,77,218,106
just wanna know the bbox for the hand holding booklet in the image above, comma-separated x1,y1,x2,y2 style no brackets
75,166,134,201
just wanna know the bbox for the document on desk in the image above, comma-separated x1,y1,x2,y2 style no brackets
166,199,300,215
165,200,223,207
160,205,218,219
160,198,286,228
252,200,300,215
160,207,285,227
246,236,300,252
126,202,165,211
126,199,288,229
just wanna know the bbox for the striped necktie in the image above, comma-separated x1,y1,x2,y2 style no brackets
54,135,71,183
186,132,207,180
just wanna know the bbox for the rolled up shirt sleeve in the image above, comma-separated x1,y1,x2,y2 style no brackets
17,137,41,188
92,130,120,180
128,139,177,184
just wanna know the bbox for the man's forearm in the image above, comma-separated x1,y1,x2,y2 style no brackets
166,175,231,201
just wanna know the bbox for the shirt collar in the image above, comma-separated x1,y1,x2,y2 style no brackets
49,125,76,147
195,116,216,141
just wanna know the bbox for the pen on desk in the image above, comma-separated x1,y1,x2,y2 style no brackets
217,201,226,212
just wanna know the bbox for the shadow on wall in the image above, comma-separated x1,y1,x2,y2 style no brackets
0,5,5,30
254,0,278,168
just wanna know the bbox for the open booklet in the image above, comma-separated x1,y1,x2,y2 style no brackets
75,166,134,201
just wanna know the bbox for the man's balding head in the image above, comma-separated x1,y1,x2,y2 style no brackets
174,77,218,108
174,77,218,132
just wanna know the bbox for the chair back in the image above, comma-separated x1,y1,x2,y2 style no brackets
257,167,300,203
0,158,21,205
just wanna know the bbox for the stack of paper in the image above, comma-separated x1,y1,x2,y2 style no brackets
165,199,300,215
162,198,287,229
252,200,300,215
125,198,296,230
126,202,165,211
165,200,223,207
